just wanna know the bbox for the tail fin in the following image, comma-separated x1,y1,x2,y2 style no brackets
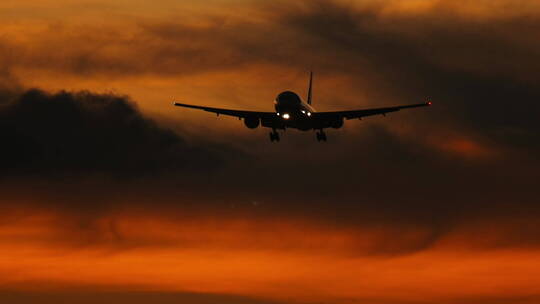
307,71,313,105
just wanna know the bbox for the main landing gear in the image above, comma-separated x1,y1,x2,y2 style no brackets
269,130,280,142
316,130,327,142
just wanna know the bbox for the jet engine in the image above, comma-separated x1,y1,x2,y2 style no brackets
244,117,260,129
331,118,344,129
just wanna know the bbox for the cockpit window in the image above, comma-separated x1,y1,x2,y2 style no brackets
276,91,301,104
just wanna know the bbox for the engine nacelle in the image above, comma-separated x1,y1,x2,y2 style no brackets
244,117,260,129
331,118,344,129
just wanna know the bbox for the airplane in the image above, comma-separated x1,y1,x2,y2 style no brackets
173,72,431,142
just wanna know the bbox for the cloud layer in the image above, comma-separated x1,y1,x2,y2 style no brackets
1,1,540,303
0,0,539,257
0,88,237,178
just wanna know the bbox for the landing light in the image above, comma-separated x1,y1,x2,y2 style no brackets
427,101,433,106
282,113,290,119
307,112,312,116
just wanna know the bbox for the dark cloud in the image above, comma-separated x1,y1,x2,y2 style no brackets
0,88,239,179
273,1,540,148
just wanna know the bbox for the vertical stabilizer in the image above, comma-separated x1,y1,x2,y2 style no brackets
307,71,313,105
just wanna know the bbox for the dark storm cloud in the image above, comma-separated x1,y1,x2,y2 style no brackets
0,88,238,178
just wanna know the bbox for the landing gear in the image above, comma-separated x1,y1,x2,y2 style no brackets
269,130,280,142
316,130,327,142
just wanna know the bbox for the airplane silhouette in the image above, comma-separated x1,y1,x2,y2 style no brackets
174,72,431,142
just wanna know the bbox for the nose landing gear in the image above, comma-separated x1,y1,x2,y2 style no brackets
269,130,280,142
316,130,327,142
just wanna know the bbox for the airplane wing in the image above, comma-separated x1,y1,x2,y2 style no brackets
313,101,432,120
173,102,275,119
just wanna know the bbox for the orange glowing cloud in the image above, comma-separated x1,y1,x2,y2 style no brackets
1,209,540,303
436,137,497,158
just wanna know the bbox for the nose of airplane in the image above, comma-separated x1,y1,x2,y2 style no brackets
276,91,302,105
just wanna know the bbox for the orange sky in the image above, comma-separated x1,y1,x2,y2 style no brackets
1,209,539,304
1,1,540,303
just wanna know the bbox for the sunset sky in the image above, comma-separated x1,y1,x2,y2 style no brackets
1,1,540,303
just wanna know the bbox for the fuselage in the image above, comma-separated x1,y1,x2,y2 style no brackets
274,91,317,131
